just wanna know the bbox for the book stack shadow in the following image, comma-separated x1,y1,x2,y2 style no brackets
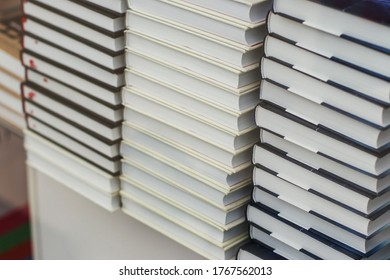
21,0,127,212
238,0,390,260
0,2,24,131
121,0,272,259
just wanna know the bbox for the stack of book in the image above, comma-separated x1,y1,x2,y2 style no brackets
21,0,127,212
121,0,271,259
241,0,390,260
0,1,24,131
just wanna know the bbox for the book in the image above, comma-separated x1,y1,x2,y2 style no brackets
24,130,120,198
256,102,390,175
22,83,122,142
249,225,315,260
121,155,251,208
267,12,390,80
123,90,259,152
253,183,390,256
261,57,390,128
23,34,125,88
252,163,390,237
0,50,23,79
120,178,248,244
0,104,25,131
23,1,124,52
121,165,248,229
121,194,248,260
264,35,390,105
122,75,256,133
258,129,390,195
122,111,253,170
33,0,125,32
0,69,21,95
23,101,120,158
125,52,260,112
236,241,286,260
272,0,390,53
253,184,390,255
179,0,272,23
128,0,267,46
253,143,390,217
0,86,22,114
23,17,125,70
125,30,260,88
126,10,263,68
248,203,366,260
120,126,253,189
22,51,122,105
260,79,390,149
27,116,121,175
26,69,123,123
86,0,127,13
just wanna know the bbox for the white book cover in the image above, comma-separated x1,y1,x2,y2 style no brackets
267,12,390,79
24,35,125,88
179,0,272,23
120,140,251,193
252,165,390,237
33,0,125,32
121,156,251,208
125,31,260,88
273,0,390,52
128,0,267,46
0,103,25,131
27,117,120,174
260,79,390,149
22,51,122,105
0,87,22,114
27,69,123,123
261,57,390,128
24,102,120,158
247,204,356,260
0,49,24,79
120,127,252,187
124,54,260,112
122,74,256,133
123,89,259,152
126,10,263,68
120,187,247,246
249,225,315,260
23,18,125,70
256,103,390,175
253,185,390,254
259,129,390,195
121,170,248,231
264,35,390,105
87,0,127,13
0,69,21,95
23,83,122,141
122,110,253,169
23,1,124,52
24,130,120,198
253,143,390,216
121,194,248,260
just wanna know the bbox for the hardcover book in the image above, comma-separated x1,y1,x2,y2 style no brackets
128,0,267,46
273,0,390,52
124,53,260,112
267,12,390,80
